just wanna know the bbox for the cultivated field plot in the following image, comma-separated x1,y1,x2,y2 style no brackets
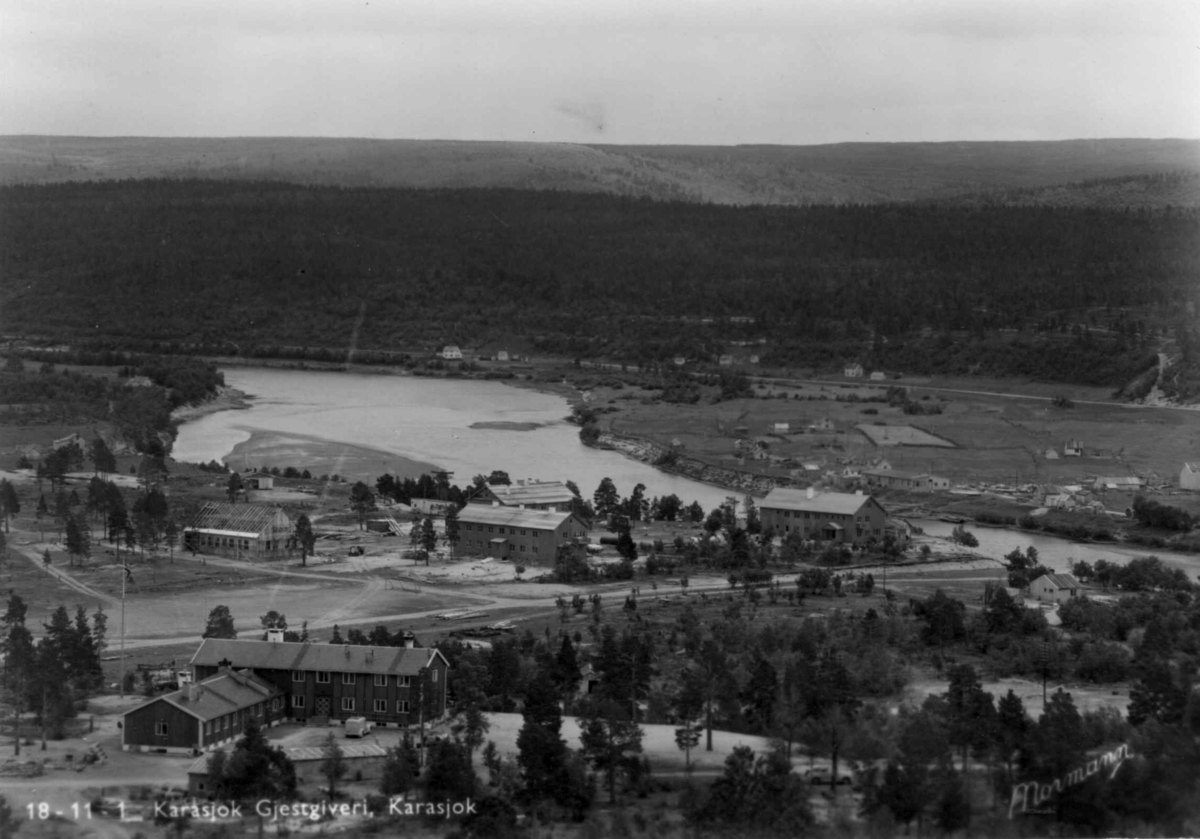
855,423,957,448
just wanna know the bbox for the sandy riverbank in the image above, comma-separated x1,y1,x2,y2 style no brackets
225,429,442,482
170,385,253,423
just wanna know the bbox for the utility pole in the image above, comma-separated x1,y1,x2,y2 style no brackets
119,564,128,698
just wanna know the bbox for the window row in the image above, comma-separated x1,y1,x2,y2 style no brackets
292,671,413,686
290,696,411,713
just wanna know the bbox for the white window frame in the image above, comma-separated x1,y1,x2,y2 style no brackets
374,674,387,687
342,697,355,712
397,700,410,713
292,670,305,682
374,699,387,713
292,695,305,708
155,722,168,736
342,673,356,685
316,671,330,684
398,676,411,687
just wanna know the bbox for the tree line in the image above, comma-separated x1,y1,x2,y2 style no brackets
2,181,1195,387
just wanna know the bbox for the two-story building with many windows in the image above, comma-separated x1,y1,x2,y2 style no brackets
455,505,590,561
189,634,449,728
758,487,887,545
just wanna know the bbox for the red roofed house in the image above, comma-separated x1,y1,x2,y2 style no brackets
189,634,449,729
122,669,283,754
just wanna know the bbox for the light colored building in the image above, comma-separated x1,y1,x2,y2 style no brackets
758,487,887,545
1180,462,1200,491
456,505,590,561
869,371,887,381
1093,476,1145,491
1029,573,1083,604
1064,439,1083,457
772,422,790,434
496,350,510,362
844,363,864,378
183,503,293,560
243,470,274,490
861,469,949,492
1044,448,1060,460
470,480,577,512
673,356,686,366
441,345,463,360
411,498,455,517
718,355,734,366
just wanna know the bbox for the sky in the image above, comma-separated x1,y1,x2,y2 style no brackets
2,0,1198,145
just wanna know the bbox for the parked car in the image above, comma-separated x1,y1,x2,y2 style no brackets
803,765,855,786
345,717,373,738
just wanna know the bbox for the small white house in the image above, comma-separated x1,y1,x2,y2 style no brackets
243,470,274,490
1181,462,1200,491
1044,448,1060,460
718,355,734,367
1029,573,1083,604
673,356,686,366
1064,439,1083,457
773,422,790,434
844,363,864,378
749,355,760,364
496,350,510,362
869,371,886,381
442,345,463,360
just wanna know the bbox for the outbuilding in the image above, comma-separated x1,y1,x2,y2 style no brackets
122,670,283,754
1180,462,1200,491
1029,573,1083,604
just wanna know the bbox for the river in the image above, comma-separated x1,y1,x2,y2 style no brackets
172,367,738,510
915,519,1200,579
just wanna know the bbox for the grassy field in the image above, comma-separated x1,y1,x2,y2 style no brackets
590,374,1200,489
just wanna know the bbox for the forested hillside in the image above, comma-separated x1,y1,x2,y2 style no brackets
1,180,1196,386
2,136,1198,206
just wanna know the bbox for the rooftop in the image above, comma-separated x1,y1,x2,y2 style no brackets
475,481,577,506
130,670,279,723
190,639,446,677
1040,573,1082,590
188,743,388,774
185,502,290,537
456,504,580,530
760,488,878,516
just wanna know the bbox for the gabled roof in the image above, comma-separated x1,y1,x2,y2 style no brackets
1037,573,1081,590
475,481,577,506
185,502,290,537
128,670,279,723
456,504,582,531
760,488,879,516
190,639,448,677
1183,463,1200,474
189,743,388,774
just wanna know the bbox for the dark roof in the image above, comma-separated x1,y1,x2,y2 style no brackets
190,639,448,677
185,502,290,537
128,670,278,723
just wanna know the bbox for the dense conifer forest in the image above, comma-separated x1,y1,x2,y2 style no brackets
1,180,1196,386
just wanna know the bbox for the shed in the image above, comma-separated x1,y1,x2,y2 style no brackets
1029,573,1083,604
844,363,863,378
243,471,274,491
1181,462,1200,491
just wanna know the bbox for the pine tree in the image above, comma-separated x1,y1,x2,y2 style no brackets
579,696,644,805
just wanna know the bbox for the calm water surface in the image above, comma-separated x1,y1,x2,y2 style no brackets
173,368,736,510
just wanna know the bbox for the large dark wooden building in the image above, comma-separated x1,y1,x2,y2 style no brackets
455,504,590,561
183,502,293,560
122,670,282,754
190,636,449,728
759,488,887,545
